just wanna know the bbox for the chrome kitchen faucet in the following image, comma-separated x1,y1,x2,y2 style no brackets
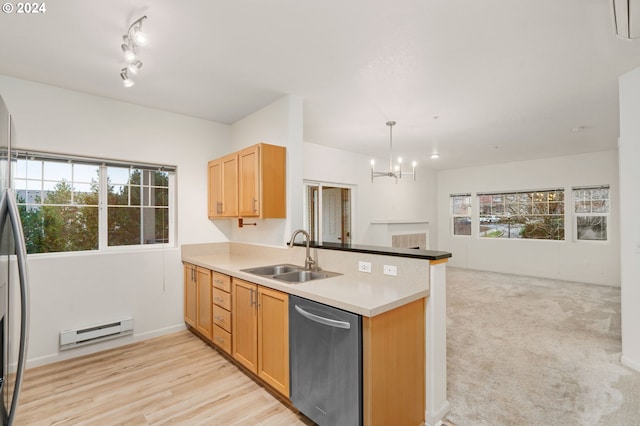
288,229,319,271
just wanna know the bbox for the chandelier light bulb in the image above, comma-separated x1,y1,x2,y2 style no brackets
412,161,417,167
398,157,403,164
370,159,375,166
430,153,440,159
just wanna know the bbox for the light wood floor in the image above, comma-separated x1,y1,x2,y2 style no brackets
15,331,313,425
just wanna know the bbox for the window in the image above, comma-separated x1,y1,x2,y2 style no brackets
573,185,609,241
12,150,175,254
478,189,565,240
451,194,471,236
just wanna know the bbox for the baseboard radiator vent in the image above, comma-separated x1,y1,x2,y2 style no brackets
60,318,134,350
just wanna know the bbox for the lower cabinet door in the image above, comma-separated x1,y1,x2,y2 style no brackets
232,279,258,373
195,267,212,340
183,264,197,328
257,286,289,397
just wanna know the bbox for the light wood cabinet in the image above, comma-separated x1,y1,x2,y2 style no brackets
195,267,213,340
237,143,286,218
184,263,213,340
232,278,289,397
362,298,425,426
212,272,233,354
208,153,238,218
208,143,285,220
183,263,197,328
232,279,258,371
257,286,290,396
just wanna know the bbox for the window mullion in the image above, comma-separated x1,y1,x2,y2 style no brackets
99,165,108,249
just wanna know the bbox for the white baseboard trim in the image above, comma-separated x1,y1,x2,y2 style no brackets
25,323,187,370
426,400,451,426
621,354,640,372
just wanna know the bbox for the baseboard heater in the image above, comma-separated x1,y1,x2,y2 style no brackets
60,318,134,350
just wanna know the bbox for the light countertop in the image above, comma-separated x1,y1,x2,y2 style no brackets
182,252,430,317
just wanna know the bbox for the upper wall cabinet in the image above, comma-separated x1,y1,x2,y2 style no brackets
209,143,286,220
208,153,238,218
238,143,286,218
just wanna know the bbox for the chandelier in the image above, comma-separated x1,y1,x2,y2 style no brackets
370,121,416,182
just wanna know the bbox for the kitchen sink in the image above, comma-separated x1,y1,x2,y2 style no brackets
241,264,342,284
272,270,341,283
242,264,301,276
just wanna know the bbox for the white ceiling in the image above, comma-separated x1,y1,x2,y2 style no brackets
1,0,639,170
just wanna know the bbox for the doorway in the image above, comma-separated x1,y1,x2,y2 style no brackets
304,182,352,244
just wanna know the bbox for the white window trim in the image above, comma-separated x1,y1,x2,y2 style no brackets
572,185,610,243
303,180,356,244
12,149,177,254
450,193,472,237
476,188,566,241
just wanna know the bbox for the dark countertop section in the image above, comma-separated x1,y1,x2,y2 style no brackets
294,241,452,261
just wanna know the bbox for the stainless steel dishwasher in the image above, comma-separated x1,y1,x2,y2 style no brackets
289,295,362,425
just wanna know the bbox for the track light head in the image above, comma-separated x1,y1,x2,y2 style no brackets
132,28,148,46
120,68,134,88
121,42,137,63
130,15,149,46
127,60,143,75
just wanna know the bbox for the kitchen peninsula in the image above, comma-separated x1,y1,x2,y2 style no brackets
182,241,451,426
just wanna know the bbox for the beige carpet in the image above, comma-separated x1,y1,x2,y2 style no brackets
444,267,640,426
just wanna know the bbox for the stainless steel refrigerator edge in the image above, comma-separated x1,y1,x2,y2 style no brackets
289,295,362,425
0,94,30,426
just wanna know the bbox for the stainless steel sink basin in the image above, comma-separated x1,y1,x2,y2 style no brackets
272,270,341,283
241,264,341,283
242,264,301,276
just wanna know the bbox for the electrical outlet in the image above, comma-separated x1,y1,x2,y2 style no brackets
383,264,397,276
358,261,372,273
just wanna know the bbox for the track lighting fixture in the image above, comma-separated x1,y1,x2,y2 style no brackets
118,15,148,87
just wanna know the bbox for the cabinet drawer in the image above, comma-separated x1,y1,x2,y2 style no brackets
213,288,231,310
213,325,232,354
212,272,231,292
213,305,232,333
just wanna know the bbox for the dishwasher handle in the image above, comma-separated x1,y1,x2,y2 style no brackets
294,304,351,329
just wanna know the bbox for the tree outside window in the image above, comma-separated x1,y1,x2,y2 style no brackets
478,189,565,240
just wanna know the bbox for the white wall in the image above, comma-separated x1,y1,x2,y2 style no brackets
619,68,640,371
303,142,439,248
0,75,232,366
228,95,304,247
437,151,620,286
